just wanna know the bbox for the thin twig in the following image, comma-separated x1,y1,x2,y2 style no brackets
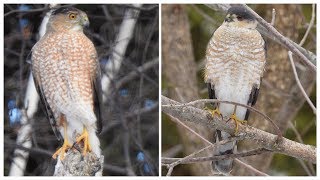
241,4,316,72
164,137,242,167
289,122,304,144
4,5,49,16
163,148,271,164
234,159,268,176
289,122,313,176
288,51,316,114
167,114,211,144
166,166,174,176
191,5,219,26
165,111,269,176
299,4,315,46
270,8,276,26
115,58,158,90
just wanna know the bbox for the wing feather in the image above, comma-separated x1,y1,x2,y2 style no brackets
32,69,63,141
92,66,102,134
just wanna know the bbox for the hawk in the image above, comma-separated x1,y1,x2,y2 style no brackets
204,6,266,174
31,7,102,160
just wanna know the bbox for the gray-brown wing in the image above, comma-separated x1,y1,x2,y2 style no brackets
31,51,63,141
92,66,102,134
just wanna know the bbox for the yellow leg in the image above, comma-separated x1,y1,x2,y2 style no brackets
76,127,92,156
228,114,247,134
205,107,222,118
52,122,72,160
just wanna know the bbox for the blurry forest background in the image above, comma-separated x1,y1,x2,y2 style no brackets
162,4,316,176
4,4,159,176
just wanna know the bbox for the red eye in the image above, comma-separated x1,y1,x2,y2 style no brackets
237,16,243,21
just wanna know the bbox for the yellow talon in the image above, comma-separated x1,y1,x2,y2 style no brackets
52,122,72,160
76,127,91,156
210,108,221,117
52,139,72,160
205,107,222,118
228,114,247,134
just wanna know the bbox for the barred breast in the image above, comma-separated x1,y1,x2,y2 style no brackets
205,24,266,119
32,31,98,126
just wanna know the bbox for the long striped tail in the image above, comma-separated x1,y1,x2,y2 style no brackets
211,130,237,174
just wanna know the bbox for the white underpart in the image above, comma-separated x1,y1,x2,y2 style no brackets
205,24,266,172
53,63,100,156
205,25,265,120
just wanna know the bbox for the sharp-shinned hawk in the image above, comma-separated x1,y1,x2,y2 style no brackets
204,6,266,174
31,7,102,160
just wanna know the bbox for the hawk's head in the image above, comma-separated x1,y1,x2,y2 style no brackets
48,7,89,32
224,6,257,29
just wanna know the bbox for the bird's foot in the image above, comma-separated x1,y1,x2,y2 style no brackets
76,127,92,156
205,107,222,119
227,114,247,134
52,138,72,160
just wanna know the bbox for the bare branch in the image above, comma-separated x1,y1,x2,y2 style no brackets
101,4,142,101
289,122,314,176
163,98,282,138
270,8,276,26
115,58,158,90
161,95,316,163
299,4,315,46
167,114,212,144
165,114,267,175
240,4,316,72
162,148,270,164
234,159,268,176
288,51,316,114
4,5,49,17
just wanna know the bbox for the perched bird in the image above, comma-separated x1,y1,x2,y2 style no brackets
31,7,102,160
204,6,266,174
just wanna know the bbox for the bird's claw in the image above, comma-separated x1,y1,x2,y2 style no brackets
76,127,92,156
227,114,247,134
205,107,222,119
52,139,72,160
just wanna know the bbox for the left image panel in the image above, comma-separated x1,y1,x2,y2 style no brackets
4,4,159,176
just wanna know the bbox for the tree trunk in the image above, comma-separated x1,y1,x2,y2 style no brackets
162,4,213,175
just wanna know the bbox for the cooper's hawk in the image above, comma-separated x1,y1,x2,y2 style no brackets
31,7,102,160
204,6,266,174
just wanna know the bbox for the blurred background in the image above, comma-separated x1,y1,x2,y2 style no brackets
162,4,316,176
4,4,159,176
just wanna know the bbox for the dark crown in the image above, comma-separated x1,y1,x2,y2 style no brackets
227,6,255,21
51,7,79,15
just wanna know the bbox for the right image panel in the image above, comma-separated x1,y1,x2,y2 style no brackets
161,4,316,176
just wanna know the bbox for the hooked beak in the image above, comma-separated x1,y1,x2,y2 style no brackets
224,14,233,22
82,16,90,27
225,17,231,22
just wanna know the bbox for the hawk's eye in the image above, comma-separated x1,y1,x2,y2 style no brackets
69,13,77,20
237,16,244,21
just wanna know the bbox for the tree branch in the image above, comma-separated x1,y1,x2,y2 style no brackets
288,51,316,114
161,95,316,164
101,4,142,102
241,4,316,72
162,148,270,164
54,150,104,176
165,113,268,176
